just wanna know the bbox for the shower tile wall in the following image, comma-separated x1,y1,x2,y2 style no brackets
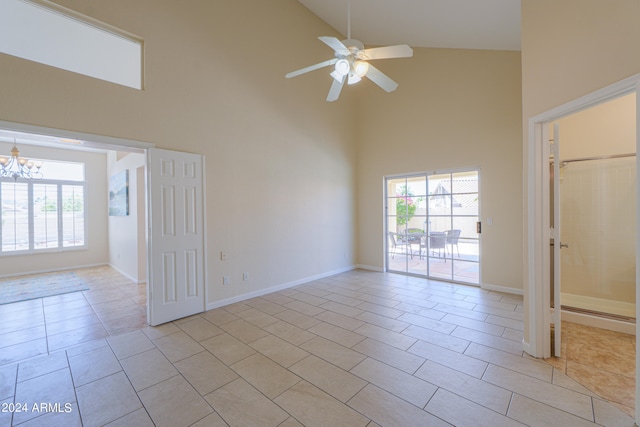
560,157,636,316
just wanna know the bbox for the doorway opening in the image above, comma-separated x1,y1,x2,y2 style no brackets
0,120,207,329
526,74,640,421
0,127,149,283
545,94,637,416
553,93,636,326
385,168,480,285
0,127,152,360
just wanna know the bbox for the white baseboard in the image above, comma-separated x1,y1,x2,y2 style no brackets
481,282,524,296
206,265,357,311
355,264,384,272
561,292,635,318
108,264,145,284
0,262,108,279
561,310,635,335
521,340,535,357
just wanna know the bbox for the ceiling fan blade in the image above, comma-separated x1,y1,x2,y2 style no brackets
360,44,413,60
285,58,338,79
318,36,349,55
326,75,345,102
365,64,399,93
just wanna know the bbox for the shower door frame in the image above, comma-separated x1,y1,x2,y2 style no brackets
558,152,637,322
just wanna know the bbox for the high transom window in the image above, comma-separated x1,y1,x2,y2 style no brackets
0,0,143,89
1,159,86,254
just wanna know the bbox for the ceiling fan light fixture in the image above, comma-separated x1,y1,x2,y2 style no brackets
347,73,361,85
330,70,343,82
354,60,369,77
284,0,412,101
334,59,350,76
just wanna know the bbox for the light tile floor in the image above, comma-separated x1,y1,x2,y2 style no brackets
0,266,147,368
0,266,635,426
388,252,480,284
545,321,636,418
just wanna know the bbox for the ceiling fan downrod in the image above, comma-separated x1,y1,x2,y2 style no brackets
347,0,351,40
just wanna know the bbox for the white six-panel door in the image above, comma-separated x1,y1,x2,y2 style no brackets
146,148,205,326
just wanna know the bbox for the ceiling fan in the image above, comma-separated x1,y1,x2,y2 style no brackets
285,0,413,102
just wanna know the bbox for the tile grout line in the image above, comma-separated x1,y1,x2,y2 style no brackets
2,268,634,425
40,298,51,359
64,348,83,426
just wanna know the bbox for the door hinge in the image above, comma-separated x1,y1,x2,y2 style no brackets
476,221,482,234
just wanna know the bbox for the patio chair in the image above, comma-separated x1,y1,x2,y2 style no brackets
388,231,413,259
407,228,426,257
428,231,447,261
445,229,461,257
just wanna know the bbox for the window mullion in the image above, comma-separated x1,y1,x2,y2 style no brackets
58,184,64,248
0,184,3,252
28,181,34,251
82,183,88,247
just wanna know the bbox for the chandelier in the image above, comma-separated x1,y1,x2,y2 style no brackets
0,141,44,181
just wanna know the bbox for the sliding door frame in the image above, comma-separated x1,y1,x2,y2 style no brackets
384,167,481,286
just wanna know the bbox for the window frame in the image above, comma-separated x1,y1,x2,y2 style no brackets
0,177,88,256
384,167,481,285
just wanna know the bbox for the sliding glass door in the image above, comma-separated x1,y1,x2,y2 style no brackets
385,169,480,285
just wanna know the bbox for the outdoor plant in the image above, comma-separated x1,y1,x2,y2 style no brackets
396,185,422,227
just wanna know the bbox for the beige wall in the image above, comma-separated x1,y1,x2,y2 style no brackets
107,151,146,283
13,0,637,319
356,48,523,291
0,142,108,276
0,0,357,304
522,0,640,343
557,93,636,160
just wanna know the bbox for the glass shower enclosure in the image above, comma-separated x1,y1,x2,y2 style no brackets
559,155,636,319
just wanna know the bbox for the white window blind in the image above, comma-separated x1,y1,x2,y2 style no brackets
0,160,86,254
1,182,29,252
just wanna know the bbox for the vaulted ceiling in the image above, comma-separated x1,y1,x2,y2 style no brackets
297,0,521,51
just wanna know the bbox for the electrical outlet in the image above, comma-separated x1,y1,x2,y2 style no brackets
220,251,227,261
223,276,230,285
243,272,249,281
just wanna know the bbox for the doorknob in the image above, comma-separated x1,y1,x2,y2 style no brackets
560,242,569,249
